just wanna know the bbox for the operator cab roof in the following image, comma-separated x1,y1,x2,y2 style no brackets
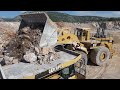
76,27,91,31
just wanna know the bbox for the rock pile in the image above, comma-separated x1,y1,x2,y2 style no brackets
0,26,59,66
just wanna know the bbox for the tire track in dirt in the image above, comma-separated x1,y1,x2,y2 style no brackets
86,56,120,79
86,64,108,79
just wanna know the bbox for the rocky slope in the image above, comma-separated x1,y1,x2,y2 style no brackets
0,22,20,51
56,21,120,31
0,21,120,53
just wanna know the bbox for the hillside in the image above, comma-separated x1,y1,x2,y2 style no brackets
47,12,108,22
1,11,120,22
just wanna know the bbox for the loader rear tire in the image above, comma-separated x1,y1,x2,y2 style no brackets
74,51,88,79
90,46,110,66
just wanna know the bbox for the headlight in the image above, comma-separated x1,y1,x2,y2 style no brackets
62,68,69,75
60,65,75,79
60,67,70,79
109,40,113,43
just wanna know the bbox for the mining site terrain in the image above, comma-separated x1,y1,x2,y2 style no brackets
1,11,120,79
57,22,120,79
0,21,120,79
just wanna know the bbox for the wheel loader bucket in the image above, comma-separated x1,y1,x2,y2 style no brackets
19,12,57,47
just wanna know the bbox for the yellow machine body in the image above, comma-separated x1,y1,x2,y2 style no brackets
73,28,114,57
22,55,82,79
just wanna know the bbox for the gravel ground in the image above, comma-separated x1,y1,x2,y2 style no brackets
86,55,120,79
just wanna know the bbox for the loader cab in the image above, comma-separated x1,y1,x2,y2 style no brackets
75,28,90,41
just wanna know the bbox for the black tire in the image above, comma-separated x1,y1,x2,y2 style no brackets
90,46,110,66
74,51,88,79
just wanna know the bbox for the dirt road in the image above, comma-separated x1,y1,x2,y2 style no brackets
87,56,120,79
86,56,120,79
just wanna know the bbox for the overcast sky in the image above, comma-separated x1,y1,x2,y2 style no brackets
0,11,120,18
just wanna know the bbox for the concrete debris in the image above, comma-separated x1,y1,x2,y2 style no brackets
12,59,19,64
0,55,3,58
36,47,59,64
34,47,40,55
0,58,5,66
41,47,51,55
37,55,44,65
21,27,30,34
23,53,37,63
4,56,11,62
4,56,14,65
0,58,3,62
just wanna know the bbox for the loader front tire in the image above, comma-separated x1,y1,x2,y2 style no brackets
74,51,88,79
90,46,110,66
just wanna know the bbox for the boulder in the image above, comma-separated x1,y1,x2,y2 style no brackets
34,47,40,54
41,47,50,55
0,58,3,62
12,59,19,64
4,56,14,65
23,53,37,63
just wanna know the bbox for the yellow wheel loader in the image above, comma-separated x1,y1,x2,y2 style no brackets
57,26,114,66
0,12,88,79
72,27,114,66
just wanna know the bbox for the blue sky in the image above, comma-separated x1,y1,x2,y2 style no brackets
0,11,120,18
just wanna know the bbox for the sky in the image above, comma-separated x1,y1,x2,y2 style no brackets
1,11,120,18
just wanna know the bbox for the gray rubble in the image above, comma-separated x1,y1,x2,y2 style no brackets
1,25,59,66
23,53,37,63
